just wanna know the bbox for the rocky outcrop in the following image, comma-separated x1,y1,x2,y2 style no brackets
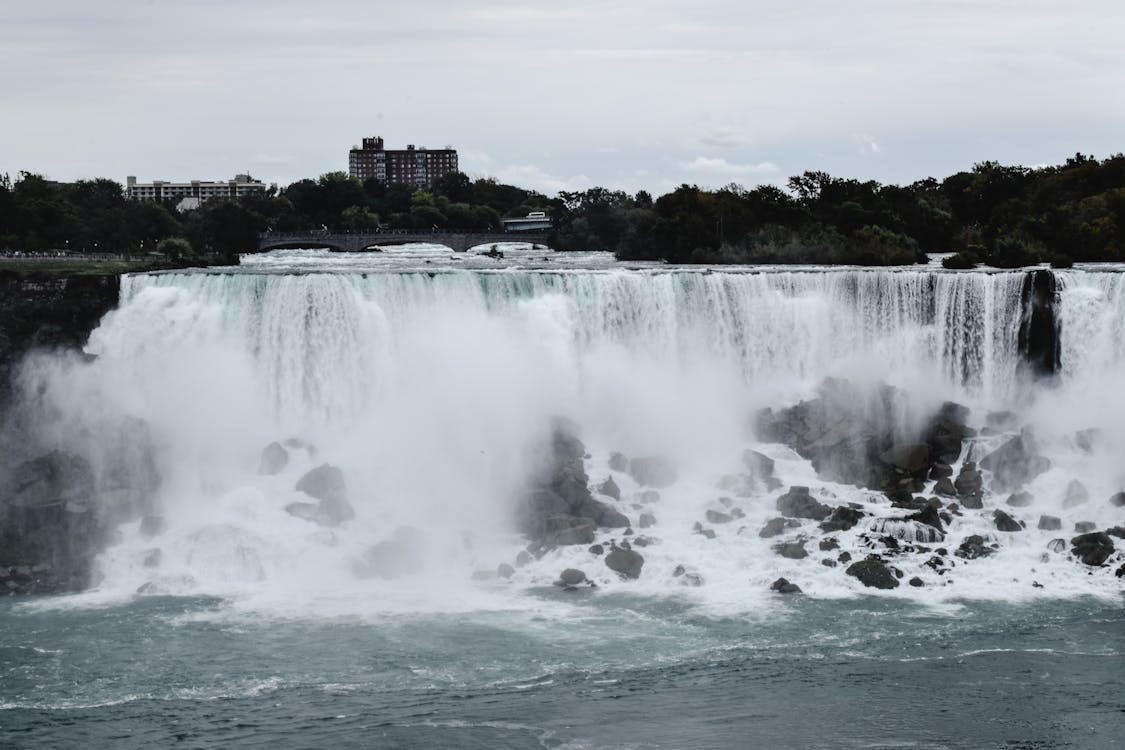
770,577,802,594
776,486,831,521
845,555,899,589
1017,269,1060,377
294,464,354,526
605,545,644,579
1071,532,1114,566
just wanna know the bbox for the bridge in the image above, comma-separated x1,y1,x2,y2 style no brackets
256,230,551,254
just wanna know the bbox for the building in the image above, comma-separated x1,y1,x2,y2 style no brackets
125,174,266,208
348,136,458,190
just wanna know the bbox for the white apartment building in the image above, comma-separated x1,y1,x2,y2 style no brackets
125,174,266,206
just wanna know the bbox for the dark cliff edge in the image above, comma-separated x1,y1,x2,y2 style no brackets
0,272,122,594
1017,269,1061,378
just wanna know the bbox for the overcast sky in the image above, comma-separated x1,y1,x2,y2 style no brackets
2,0,1123,196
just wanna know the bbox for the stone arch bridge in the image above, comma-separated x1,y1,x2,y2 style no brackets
256,230,551,254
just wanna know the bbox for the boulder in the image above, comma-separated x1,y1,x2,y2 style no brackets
605,546,644,579
627,457,678,488
496,563,515,579
596,476,620,501
979,433,1051,492
819,506,865,532
543,516,596,546
773,540,808,559
638,512,656,529
993,510,1023,532
588,544,604,555
906,504,944,532
776,486,831,521
770,577,802,594
1108,492,1125,508
879,444,931,474
608,452,628,472
743,450,776,479
930,463,954,480
258,442,288,475
1074,521,1097,534
819,537,839,551
985,411,1020,432
1062,480,1089,509
1046,538,1067,554
1070,532,1114,566
908,576,924,587
759,517,800,538
1006,491,1034,508
285,501,320,523
556,568,588,587
705,509,733,524
933,477,957,497
357,527,425,579
954,465,983,498
955,534,993,560
1074,428,1101,453
845,556,900,589
139,515,166,539
1037,515,1062,531
295,464,354,526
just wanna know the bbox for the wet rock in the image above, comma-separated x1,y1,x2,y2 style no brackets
596,476,621,501
930,463,954,480
776,486,832,521
1070,532,1114,566
515,550,532,567
819,537,839,551
845,555,900,589
1108,492,1125,508
705,509,733,524
1074,521,1096,534
139,515,166,539
759,517,800,538
870,518,945,543
933,477,957,497
979,433,1051,492
821,558,838,568
819,506,865,532
588,544,604,556
638,512,656,529
627,457,677,488
959,491,984,510
605,546,644,579
556,568,588,587
357,527,426,580
497,563,515,579
608,452,628,472
773,540,808,559
879,444,931,474
1037,515,1062,531
770,577,802,594
1074,428,1102,453
258,442,288,475
285,501,320,523
985,411,1020,432
837,551,852,563
993,510,1024,532
743,450,776,479
637,489,661,504
698,528,717,540
954,465,983,498
1062,480,1089,509
1046,538,1067,554
543,516,596,546
1006,491,1034,508
1107,526,1125,540
631,535,655,547
906,505,944,532
955,535,994,560
295,464,354,526
908,576,924,588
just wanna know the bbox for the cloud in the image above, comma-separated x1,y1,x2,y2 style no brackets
493,164,591,195
683,157,779,178
698,129,755,150
855,134,881,156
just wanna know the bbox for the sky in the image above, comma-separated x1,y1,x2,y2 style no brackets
2,0,1124,196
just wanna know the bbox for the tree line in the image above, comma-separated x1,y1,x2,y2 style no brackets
2,153,1123,266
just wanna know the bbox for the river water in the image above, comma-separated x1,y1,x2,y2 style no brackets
2,247,1123,748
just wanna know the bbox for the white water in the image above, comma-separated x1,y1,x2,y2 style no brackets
13,254,1125,614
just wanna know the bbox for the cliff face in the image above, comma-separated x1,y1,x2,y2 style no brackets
0,272,120,390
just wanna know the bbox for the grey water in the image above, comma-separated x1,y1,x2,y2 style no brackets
2,594,1123,749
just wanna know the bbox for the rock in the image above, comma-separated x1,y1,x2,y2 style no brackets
588,544,604,555
1070,532,1114,566
139,515,166,539
471,570,496,581
759,517,799,538
543,517,596,546
993,510,1023,532
295,464,354,526
743,450,776,478
1006,491,1034,508
628,457,677,488
581,498,630,528
773,540,808,559
1107,526,1125,540
985,411,1020,432
955,535,994,560
258,442,288,475
608,452,628,472
496,563,515,579
909,576,924,587
605,546,644,579
1108,492,1125,508
357,527,425,579
954,466,983,498
933,477,957,497
1062,480,1089,509
776,486,831,521
838,551,852,563
819,537,839,551
1074,521,1097,534
557,568,588,587
770,577,802,594
879,444,931,474
142,548,161,568
1046,538,1067,554
515,550,532,567
1074,428,1101,453
1037,515,1061,531
285,501,320,523
698,528,716,540
819,506,865,532
979,433,1051,492
821,558,837,567
906,505,944,532
631,535,655,547
869,518,945,543
930,463,954,479
637,490,661,504
705,509,733,524
638,512,656,529
845,556,900,589
596,476,621,501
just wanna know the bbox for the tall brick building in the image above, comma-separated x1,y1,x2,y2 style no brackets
348,136,458,189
